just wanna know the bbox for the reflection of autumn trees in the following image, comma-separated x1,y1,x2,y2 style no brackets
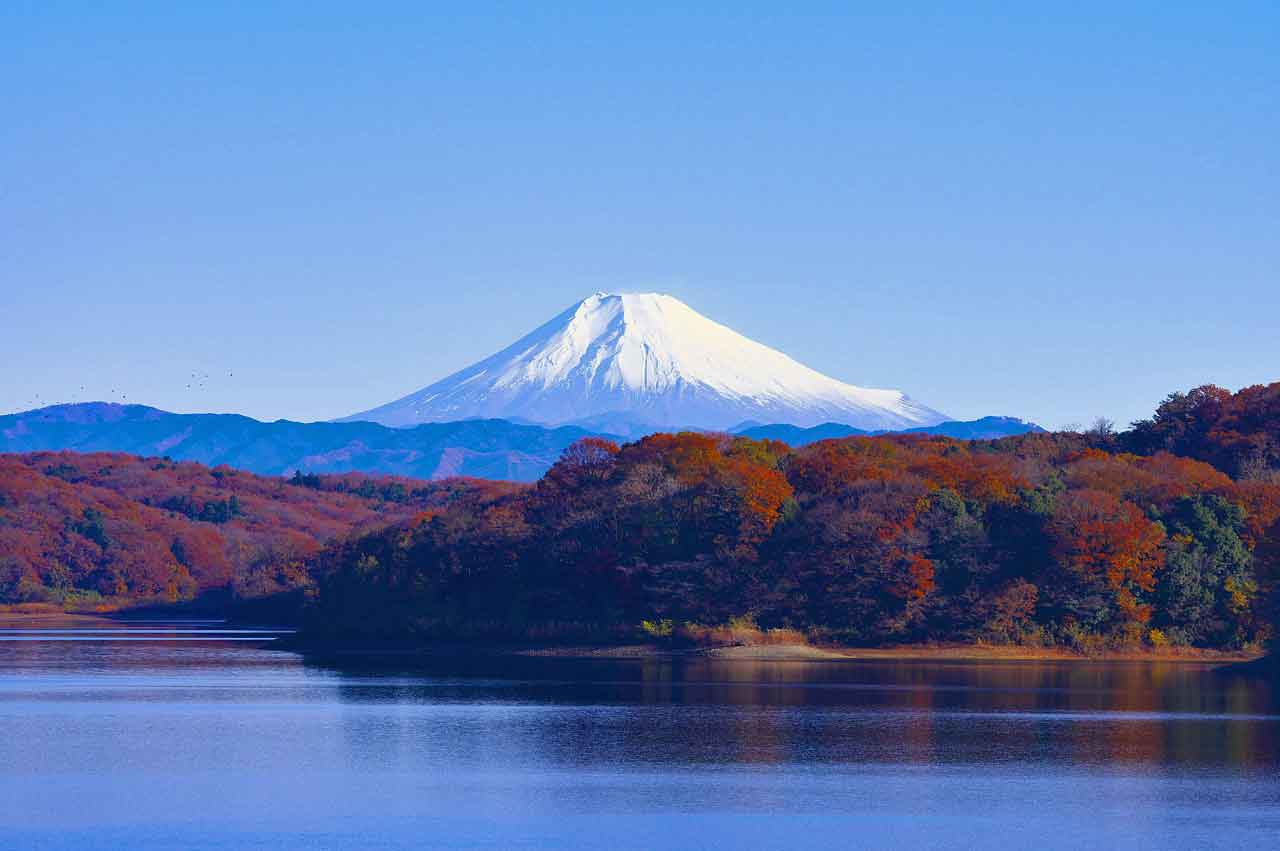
296,651,1277,771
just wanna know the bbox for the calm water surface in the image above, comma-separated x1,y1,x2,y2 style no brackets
1,624,1277,849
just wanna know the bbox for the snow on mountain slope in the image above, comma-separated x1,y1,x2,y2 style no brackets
344,293,948,431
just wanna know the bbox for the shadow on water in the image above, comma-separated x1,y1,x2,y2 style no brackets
4,626,1280,849
298,651,1280,772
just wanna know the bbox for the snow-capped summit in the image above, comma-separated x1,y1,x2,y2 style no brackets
344,292,948,431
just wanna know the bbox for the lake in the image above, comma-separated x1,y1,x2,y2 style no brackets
1,623,1277,849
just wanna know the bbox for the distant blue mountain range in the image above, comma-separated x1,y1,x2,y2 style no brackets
735,416,1045,446
0,403,610,481
1,403,1044,481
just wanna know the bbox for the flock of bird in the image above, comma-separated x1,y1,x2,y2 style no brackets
185,371,231,391
13,371,235,413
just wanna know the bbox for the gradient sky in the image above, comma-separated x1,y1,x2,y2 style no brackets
3,2,1277,430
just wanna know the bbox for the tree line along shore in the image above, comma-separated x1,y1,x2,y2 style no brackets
1,383,1278,658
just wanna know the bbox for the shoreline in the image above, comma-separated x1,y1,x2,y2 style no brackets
0,609,1263,664
498,642,1260,663
278,637,1262,664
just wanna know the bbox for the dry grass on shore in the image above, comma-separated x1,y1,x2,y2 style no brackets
519,639,1261,663
0,607,1263,664
0,605,125,629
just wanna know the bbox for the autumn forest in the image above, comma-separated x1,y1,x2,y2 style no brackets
2,383,1278,652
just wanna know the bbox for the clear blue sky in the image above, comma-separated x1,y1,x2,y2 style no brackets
3,2,1277,429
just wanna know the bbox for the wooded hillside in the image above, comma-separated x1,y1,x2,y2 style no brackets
2,382,1277,651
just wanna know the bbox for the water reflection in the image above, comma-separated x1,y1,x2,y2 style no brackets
1,625,1278,849
307,654,1280,772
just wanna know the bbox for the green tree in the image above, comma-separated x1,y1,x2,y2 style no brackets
1156,495,1256,646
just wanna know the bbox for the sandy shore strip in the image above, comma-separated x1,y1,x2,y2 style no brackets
514,641,1261,663
0,609,1262,663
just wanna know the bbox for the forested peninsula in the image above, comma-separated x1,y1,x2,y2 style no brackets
2,383,1278,656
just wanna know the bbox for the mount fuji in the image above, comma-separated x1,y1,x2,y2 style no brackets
345,293,948,433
